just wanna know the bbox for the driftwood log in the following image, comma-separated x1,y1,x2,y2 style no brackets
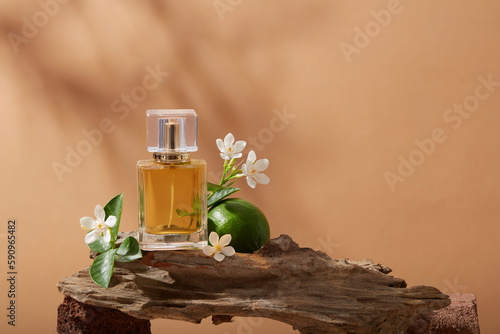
58,234,450,334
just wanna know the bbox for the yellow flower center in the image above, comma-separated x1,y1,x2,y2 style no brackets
215,244,222,252
97,223,104,229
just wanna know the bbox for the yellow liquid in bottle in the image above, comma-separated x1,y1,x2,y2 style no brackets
138,160,206,235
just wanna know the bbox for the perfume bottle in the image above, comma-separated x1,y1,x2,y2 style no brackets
137,109,207,250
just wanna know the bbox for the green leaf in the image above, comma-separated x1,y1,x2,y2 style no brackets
104,193,123,242
207,182,223,192
207,187,240,208
225,180,237,188
90,249,117,288
176,209,195,217
193,194,202,212
115,236,142,263
87,235,112,254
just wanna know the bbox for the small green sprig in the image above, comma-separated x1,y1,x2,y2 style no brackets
80,193,142,288
207,133,270,210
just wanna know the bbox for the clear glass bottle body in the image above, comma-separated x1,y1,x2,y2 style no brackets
137,158,207,250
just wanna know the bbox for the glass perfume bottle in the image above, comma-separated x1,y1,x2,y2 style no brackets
137,109,207,250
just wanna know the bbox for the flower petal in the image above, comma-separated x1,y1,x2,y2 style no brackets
209,231,219,246
105,215,117,228
221,246,235,257
214,252,225,262
253,158,269,172
224,133,235,148
247,150,256,164
241,164,248,175
102,228,111,243
94,205,105,221
85,230,100,244
202,245,215,256
232,152,243,159
233,140,246,153
80,217,96,230
246,176,257,188
220,153,231,160
219,234,232,247
254,173,270,185
216,138,225,153
245,161,255,175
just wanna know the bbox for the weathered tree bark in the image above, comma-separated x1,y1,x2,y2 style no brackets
58,234,450,334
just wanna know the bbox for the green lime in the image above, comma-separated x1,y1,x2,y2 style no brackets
208,198,270,253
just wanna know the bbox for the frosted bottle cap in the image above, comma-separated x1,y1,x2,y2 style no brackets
146,109,198,153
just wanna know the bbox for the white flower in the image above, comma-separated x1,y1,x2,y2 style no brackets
80,205,117,244
241,150,270,188
216,133,246,160
203,232,235,262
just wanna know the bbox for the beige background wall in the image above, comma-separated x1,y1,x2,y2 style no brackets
1,1,499,333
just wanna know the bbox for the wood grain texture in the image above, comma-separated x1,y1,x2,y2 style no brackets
58,235,450,333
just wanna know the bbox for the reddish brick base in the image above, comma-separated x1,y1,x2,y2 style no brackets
57,296,151,334
406,294,480,334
